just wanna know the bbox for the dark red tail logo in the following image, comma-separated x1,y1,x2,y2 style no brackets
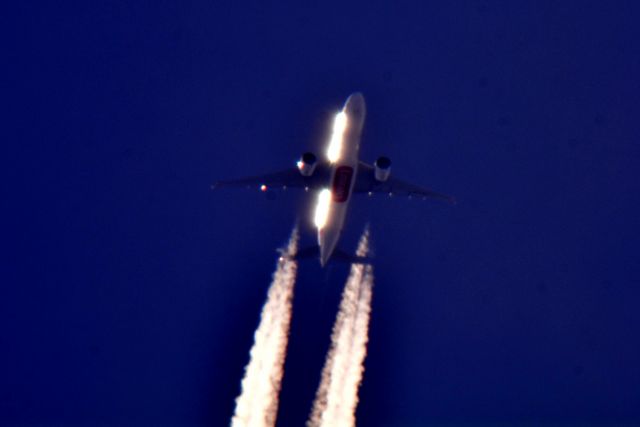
332,166,354,203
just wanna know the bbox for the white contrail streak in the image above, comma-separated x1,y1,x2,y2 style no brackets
308,228,374,427
231,227,299,427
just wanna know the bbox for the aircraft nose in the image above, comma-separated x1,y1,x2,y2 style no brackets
348,92,364,102
346,92,365,110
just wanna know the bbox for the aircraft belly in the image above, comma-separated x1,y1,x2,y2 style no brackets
318,201,348,265
318,92,367,266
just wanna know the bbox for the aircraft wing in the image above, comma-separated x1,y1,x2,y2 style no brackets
354,161,456,204
212,162,332,191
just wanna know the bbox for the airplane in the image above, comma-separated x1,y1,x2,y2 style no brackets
212,92,455,266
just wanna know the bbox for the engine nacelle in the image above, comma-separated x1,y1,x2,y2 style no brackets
374,156,392,182
297,152,317,176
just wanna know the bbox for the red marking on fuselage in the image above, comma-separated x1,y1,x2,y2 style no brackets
332,166,354,203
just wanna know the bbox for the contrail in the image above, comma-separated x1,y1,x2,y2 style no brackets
308,228,374,427
231,227,299,427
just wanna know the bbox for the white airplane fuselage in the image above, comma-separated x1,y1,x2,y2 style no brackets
214,91,454,266
318,93,366,266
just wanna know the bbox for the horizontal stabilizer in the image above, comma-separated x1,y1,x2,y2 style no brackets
277,245,373,265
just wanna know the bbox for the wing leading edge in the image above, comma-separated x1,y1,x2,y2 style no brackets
353,161,456,204
211,162,332,191
212,161,455,204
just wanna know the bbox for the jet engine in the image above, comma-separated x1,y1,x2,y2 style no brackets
374,156,392,182
297,152,317,176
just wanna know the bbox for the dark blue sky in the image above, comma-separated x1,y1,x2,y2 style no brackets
4,2,640,426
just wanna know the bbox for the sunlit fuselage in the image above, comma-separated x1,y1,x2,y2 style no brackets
317,93,366,266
